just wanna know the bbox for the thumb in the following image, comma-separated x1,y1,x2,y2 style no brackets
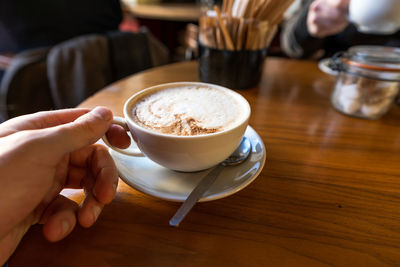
43,107,113,154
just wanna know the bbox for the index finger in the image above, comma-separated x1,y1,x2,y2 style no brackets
0,108,91,137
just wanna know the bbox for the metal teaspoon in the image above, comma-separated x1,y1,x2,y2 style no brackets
169,136,252,227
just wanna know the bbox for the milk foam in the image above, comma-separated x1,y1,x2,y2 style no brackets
132,86,244,136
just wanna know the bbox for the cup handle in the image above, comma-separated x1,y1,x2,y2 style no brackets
102,116,144,157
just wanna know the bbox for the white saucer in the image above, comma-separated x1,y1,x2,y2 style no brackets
110,126,266,202
318,57,338,76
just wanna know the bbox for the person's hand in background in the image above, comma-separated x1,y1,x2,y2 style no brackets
0,107,130,264
307,0,350,38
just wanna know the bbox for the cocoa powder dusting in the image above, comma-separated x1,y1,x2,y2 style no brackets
134,110,221,136
155,116,219,136
186,118,218,135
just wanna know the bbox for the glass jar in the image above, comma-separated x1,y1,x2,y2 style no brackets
328,46,400,119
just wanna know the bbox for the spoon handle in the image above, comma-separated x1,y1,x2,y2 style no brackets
169,164,224,227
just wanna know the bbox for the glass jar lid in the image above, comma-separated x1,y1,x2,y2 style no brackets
327,45,400,81
343,45,400,72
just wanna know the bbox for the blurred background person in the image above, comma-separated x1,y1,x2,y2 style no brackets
0,0,122,83
0,0,167,122
280,0,400,59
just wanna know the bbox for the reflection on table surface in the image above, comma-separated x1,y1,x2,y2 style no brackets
10,58,400,266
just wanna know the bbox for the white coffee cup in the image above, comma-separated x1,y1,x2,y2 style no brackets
102,82,251,172
349,0,400,34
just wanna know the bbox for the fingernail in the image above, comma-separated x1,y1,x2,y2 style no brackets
61,220,70,236
92,205,102,222
112,182,118,192
92,107,112,121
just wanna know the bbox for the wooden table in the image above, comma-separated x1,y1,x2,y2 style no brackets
10,59,400,266
122,1,202,22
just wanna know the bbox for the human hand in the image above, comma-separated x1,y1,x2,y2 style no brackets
307,0,350,38
0,107,130,264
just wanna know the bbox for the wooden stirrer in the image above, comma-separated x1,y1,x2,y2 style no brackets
214,5,235,50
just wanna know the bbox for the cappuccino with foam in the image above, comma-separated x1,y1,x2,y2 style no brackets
103,82,250,171
131,85,247,136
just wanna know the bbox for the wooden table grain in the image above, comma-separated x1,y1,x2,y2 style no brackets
122,1,201,21
10,58,400,266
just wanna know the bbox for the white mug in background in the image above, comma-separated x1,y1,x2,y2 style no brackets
102,82,251,172
349,0,400,34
